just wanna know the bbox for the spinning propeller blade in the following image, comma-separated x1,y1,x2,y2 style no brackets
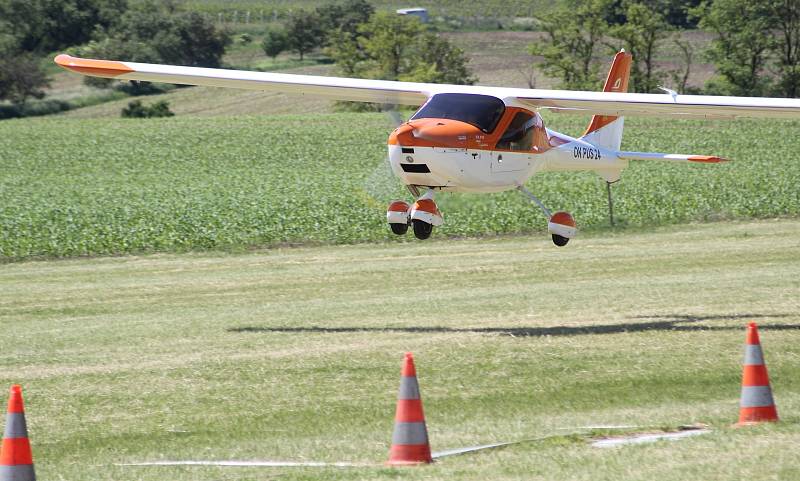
361,108,407,208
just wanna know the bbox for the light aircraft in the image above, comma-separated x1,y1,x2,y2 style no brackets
56,51,800,246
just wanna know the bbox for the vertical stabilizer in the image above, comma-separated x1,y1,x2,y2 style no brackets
581,50,632,151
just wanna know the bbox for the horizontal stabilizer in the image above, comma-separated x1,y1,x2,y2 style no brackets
617,151,728,163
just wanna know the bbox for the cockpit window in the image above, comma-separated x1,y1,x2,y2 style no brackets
496,112,535,151
410,93,505,133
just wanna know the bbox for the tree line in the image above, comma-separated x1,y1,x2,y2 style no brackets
0,0,231,103
1,0,799,108
533,0,800,98
261,0,474,88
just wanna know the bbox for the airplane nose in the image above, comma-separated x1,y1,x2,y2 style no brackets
388,124,415,145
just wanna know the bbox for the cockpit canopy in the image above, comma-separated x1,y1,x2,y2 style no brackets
410,93,505,133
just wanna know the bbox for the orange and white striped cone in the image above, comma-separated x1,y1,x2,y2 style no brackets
387,353,432,465
0,385,35,481
738,322,778,425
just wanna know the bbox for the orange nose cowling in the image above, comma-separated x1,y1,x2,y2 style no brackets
388,119,480,148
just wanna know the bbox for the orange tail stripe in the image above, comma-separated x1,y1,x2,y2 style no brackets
688,155,725,163
54,54,134,78
0,438,33,465
741,365,771,386
583,50,632,136
395,399,425,423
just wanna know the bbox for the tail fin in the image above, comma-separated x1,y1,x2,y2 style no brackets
581,50,632,151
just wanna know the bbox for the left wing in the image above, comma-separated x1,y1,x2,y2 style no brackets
56,54,800,119
54,54,432,106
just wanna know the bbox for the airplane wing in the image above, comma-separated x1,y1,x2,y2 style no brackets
55,54,800,119
54,54,431,105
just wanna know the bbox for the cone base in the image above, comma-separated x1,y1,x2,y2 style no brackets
386,459,433,466
737,406,778,425
388,444,432,465
0,463,35,481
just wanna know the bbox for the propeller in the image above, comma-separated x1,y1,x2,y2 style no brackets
360,106,409,209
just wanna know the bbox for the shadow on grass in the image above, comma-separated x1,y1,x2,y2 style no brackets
228,314,798,337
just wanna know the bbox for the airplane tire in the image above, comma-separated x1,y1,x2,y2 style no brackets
412,219,433,240
552,234,569,247
390,223,408,235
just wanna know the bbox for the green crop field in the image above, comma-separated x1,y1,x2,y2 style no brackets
0,219,798,480
1,112,799,261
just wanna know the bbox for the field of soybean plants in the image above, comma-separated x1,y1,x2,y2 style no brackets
1,112,799,261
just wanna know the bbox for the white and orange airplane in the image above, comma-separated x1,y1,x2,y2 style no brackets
56,51,800,246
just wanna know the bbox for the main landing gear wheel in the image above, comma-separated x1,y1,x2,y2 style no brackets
517,186,577,247
412,219,433,240
390,223,409,235
552,234,569,247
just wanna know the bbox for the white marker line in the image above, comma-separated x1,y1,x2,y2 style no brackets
432,441,517,458
118,460,369,467
556,425,642,430
591,429,711,448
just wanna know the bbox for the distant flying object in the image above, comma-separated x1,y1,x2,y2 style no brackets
56,51,800,246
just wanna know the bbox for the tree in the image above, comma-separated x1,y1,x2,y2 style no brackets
670,35,695,94
401,32,476,85
768,1,800,98
0,53,50,104
608,0,702,28
262,27,288,59
693,0,774,96
326,12,474,111
328,12,475,85
285,10,324,60
0,0,127,53
356,13,425,80
121,99,174,118
79,2,230,93
85,2,230,68
316,0,374,44
610,0,672,93
529,0,614,90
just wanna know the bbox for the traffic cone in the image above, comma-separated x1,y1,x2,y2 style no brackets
0,385,35,481
738,323,778,425
387,353,432,465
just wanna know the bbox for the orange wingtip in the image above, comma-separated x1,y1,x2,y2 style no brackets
688,155,728,163
54,54,134,78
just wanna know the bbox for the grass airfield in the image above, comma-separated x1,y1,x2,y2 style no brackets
1,219,799,480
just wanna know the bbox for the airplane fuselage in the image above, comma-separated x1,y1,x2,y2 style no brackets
387,113,628,193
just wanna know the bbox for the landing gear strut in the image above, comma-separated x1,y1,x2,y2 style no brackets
386,188,443,240
517,185,577,247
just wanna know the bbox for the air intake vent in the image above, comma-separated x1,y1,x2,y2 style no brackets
401,163,430,173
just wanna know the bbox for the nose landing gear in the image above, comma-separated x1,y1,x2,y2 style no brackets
387,200,411,235
517,185,577,247
386,189,442,240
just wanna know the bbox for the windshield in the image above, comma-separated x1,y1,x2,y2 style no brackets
411,93,506,133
